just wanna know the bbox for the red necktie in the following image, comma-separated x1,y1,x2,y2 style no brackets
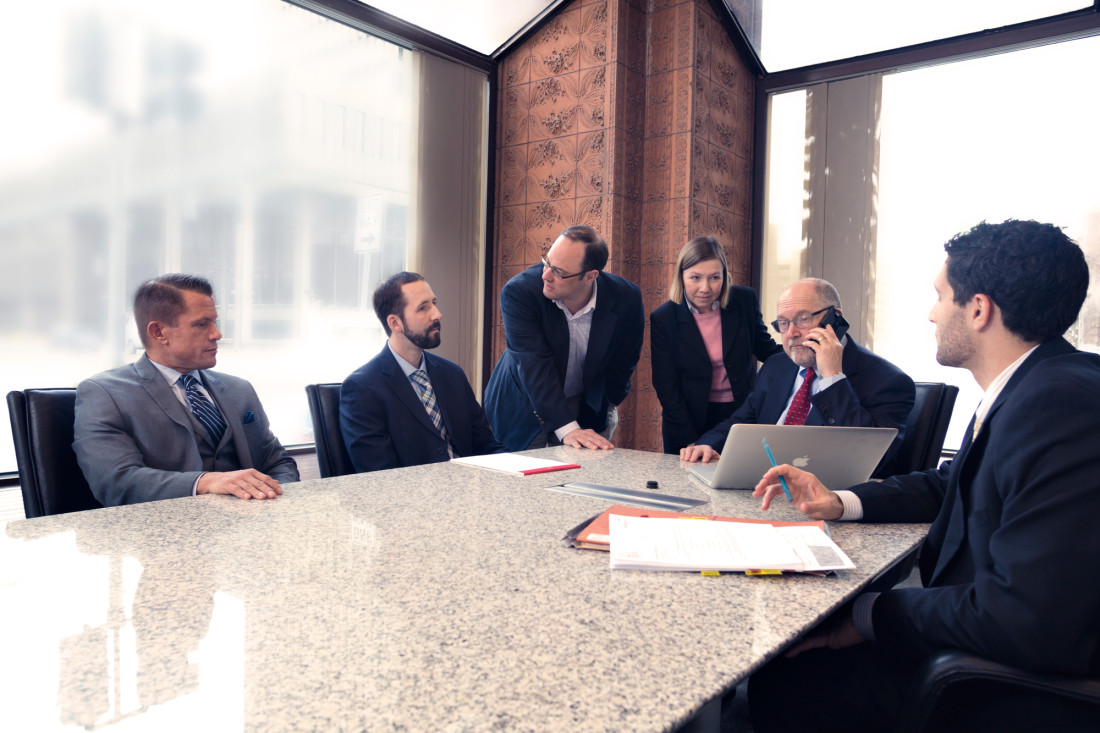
783,367,816,426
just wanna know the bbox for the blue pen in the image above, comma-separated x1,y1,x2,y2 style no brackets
761,438,793,502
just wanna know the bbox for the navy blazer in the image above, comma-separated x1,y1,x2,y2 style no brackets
340,346,505,472
696,338,914,471
74,354,299,506
851,338,1100,676
650,288,782,453
484,264,645,451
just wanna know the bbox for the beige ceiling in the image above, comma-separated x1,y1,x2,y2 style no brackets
360,0,1091,70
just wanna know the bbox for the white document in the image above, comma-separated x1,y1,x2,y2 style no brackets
608,515,855,573
776,525,856,572
450,453,579,476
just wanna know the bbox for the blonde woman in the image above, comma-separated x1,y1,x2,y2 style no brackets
650,236,781,454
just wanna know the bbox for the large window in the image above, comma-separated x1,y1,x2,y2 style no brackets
763,34,1100,450
0,0,487,474
873,36,1100,449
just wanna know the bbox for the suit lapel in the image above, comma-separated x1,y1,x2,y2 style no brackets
203,370,251,467
760,357,800,423
135,355,195,434
839,338,859,378
382,348,440,435
719,303,746,362
544,297,571,382
425,355,460,446
584,280,617,403
922,413,977,585
922,340,1071,585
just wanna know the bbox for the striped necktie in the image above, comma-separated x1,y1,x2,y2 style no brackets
179,373,227,445
409,369,455,459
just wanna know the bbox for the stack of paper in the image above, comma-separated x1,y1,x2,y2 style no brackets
571,504,822,551
451,453,580,475
608,513,855,573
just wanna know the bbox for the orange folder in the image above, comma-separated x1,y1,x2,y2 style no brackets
574,504,826,551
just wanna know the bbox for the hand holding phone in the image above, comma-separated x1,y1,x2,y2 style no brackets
804,307,847,376
816,306,850,341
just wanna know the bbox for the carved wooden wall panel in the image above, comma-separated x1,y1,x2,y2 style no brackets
491,0,755,452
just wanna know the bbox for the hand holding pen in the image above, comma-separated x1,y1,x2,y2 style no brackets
761,438,793,502
754,446,845,520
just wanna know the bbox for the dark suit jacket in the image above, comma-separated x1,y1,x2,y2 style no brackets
650,288,782,453
851,338,1100,676
340,346,506,472
697,338,914,470
484,264,645,450
73,354,299,506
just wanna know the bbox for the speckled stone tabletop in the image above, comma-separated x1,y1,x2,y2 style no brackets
0,448,927,732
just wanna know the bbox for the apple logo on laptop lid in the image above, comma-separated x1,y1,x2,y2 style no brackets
793,455,811,468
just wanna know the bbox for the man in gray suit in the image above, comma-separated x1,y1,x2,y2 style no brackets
74,274,298,506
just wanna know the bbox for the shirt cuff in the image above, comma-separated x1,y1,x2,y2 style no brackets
816,372,847,390
554,421,582,442
852,592,879,641
835,490,864,520
192,473,205,497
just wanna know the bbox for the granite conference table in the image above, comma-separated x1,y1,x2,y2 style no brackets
1,448,928,731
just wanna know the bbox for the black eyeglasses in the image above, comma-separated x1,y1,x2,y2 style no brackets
541,255,586,280
771,307,830,334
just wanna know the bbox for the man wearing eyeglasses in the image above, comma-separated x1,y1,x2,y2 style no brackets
681,277,914,468
484,225,645,451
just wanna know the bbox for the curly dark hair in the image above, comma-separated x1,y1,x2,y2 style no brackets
944,220,1088,343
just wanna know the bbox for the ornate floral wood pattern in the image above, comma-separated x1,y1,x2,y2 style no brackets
492,0,755,452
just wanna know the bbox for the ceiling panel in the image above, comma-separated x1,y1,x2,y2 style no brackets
724,0,1090,71
361,0,559,56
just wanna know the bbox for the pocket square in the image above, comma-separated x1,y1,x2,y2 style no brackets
243,410,256,424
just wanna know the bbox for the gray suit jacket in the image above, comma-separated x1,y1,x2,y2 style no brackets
74,354,298,506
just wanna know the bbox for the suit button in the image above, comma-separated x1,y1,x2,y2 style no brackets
827,418,836,424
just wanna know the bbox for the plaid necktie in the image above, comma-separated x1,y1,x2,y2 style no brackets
783,367,816,426
410,369,455,458
179,373,227,445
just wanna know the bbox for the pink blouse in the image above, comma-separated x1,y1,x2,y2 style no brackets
692,308,732,402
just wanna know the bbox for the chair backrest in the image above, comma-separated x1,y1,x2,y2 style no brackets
895,649,1100,733
7,389,104,519
304,383,355,478
886,382,960,475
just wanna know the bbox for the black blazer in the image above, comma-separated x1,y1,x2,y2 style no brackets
852,338,1100,676
649,288,782,453
340,347,505,472
696,337,915,471
484,264,645,450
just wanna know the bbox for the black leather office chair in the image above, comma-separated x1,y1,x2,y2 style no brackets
304,383,356,478
881,382,959,476
7,389,104,519
867,382,959,590
894,650,1100,732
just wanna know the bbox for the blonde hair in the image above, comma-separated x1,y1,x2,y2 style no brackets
668,236,731,307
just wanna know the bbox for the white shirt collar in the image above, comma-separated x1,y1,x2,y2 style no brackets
686,300,720,315
972,344,1039,438
149,357,202,387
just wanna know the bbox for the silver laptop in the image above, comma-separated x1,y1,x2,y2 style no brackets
688,424,898,490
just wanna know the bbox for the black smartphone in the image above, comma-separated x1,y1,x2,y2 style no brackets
817,306,850,341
